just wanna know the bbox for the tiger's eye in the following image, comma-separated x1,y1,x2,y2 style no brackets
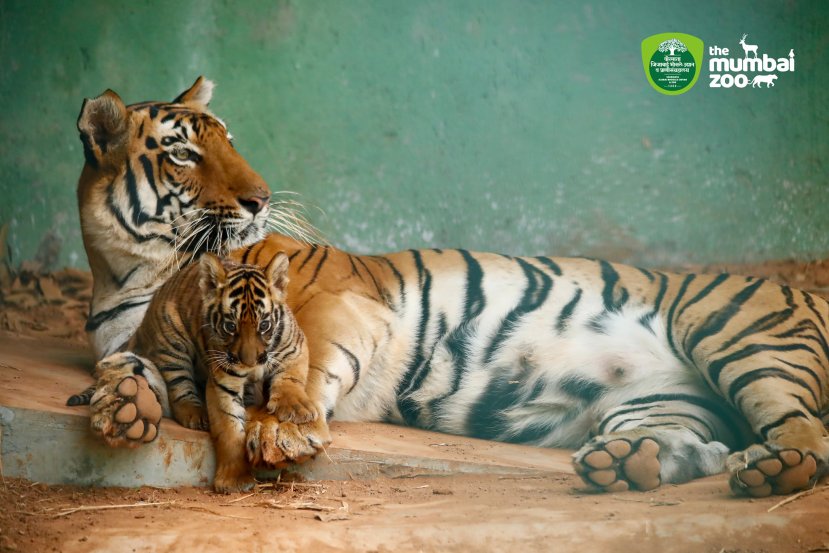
222,320,237,334
173,148,190,161
258,319,271,333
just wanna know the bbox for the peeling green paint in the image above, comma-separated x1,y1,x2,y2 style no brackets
0,1,827,268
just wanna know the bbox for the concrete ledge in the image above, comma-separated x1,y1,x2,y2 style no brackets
1,405,215,487
0,332,572,487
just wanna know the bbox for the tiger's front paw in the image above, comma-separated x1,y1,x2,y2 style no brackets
573,437,662,492
90,374,162,448
213,466,256,494
172,401,209,431
245,413,331,467
728,444,820,497
294,416,333,463
266,384,319,424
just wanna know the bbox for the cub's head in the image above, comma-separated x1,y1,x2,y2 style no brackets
77,77,271,276
199,252,290,371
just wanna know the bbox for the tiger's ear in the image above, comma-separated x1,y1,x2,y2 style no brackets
265,252,290,292
199,253,228,292
77,89,129,170
173,76,214,107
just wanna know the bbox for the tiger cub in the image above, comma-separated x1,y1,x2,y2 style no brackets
127,252,317,492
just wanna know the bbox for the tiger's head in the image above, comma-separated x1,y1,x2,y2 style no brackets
77,77,271,357
199,252,291,374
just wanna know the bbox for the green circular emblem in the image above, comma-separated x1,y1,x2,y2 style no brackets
648,39,696,92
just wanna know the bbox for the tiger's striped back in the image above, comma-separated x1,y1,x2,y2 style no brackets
72,77,829,499
232,234,829,496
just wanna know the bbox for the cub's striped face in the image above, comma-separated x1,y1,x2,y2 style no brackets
77,77,271,263
200,253,290,372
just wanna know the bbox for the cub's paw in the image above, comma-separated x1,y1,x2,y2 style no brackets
728,444,819,497
245,414,332,467
266,384,319,424
573,437,661,492
213,469,256,494
246,415,288,467
90,375,163,448
172,401,209,431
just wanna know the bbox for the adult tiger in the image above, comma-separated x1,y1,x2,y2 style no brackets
75,76,271,362
71,78,327,463
76,79,829,498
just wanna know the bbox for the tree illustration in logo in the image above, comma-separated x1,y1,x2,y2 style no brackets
649,36,696,92
658,38,687,56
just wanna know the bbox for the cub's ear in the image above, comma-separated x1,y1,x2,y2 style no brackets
199,253,228,291
77,89,129,169
173,76,214,107
265,252,290,292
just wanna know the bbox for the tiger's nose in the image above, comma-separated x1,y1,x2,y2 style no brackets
239,194,270,215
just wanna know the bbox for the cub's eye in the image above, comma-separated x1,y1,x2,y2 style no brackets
222,320,237,334
172,147,191,161
258,319,271,333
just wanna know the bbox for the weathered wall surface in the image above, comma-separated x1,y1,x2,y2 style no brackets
0,1,826,268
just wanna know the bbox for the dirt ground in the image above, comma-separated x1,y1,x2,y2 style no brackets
2,472,829,553
2,256,829,552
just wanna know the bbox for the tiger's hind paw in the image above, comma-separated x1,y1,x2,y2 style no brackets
573,437,662,492
728,445,819,497
90,375,163,448
171,401,210,431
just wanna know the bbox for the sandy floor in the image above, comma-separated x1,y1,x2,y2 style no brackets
2,258,829,552
2,472,829,553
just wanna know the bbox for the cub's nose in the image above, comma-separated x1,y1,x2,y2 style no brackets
238,194,271,215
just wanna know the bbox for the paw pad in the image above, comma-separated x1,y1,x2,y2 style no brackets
575,438,662,492
90,375,162,447
731,447,818,497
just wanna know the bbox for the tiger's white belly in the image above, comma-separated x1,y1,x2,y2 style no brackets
332,271,709,448
438,307,695,446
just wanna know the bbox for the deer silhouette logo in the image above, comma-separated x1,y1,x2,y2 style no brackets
739,34,759,59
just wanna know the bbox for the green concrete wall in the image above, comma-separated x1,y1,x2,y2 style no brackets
0,1,827,269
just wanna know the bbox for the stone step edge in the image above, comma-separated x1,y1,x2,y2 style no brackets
0,406,546,488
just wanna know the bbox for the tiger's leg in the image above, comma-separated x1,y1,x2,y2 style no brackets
88,352,167,448
573,391,742,492
206,375,255,493
265,343,320,424
245,294,372,465
155,355,209,431
244,346,337,466
244,342,341,465
713,356,829,497
245,349,324,468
